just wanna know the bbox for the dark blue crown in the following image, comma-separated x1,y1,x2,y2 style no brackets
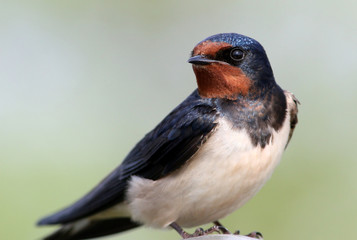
202,33,264,52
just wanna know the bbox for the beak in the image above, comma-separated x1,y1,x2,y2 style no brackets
188,55,221,65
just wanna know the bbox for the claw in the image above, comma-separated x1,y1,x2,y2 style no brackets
213,221,231,234
233,230,241,235
216,225,231,234
204,225,222,235
246,231,263,239
193,228,205,237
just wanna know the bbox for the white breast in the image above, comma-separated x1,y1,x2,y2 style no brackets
126,111,292,228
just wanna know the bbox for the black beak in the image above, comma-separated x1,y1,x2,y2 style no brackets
188,55,221,65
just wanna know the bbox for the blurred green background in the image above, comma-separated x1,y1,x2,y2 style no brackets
1,0,356,239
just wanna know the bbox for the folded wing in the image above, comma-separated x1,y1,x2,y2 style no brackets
38,90,218,225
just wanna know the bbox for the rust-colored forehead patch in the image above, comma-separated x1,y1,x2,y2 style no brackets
192,40,232,57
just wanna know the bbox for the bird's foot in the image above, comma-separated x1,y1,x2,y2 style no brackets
170,222,261,239
171,222,227,239
185,226,222,238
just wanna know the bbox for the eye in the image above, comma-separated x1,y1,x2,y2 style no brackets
230,48,245,61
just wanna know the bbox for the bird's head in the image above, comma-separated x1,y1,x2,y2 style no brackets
189,33,275,99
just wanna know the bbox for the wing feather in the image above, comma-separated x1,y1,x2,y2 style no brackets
38,90,218,225
284,90,299,148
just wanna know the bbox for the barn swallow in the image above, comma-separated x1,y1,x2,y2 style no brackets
37,33,299,240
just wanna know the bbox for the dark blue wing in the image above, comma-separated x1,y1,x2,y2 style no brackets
38,90,218,225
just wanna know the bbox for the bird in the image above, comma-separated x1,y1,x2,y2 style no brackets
37,33,299,240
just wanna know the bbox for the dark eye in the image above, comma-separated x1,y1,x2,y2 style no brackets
230,48,245,61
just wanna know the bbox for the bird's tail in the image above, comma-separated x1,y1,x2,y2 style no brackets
41,218,140,240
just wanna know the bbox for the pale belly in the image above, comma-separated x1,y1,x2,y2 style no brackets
126,117,291,228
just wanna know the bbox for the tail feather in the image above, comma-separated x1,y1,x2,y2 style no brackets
42,218,140,240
